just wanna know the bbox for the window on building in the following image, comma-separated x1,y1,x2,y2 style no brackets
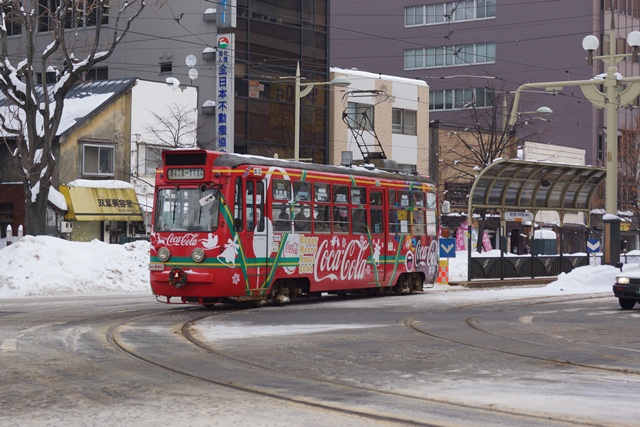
392,109,417,135
160,62,173,74
405,42,495,70
405,5,425,26
429,87,493,111
38,0,108,32
82,144,114,177
85,67,108,81
346,102,374,131
405,1,495,28
3,5,22,36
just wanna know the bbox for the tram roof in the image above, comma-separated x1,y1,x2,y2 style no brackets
212,152,434,185
468,159,606,217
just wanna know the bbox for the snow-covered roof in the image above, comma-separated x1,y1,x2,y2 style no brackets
0,78,137,138
330,67,428,87
65,179,134,189
48,186,68,211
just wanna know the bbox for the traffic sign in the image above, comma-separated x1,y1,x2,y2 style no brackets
587,238,601,254
439,238,456,258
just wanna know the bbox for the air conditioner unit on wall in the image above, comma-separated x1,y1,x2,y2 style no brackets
60,221,73,233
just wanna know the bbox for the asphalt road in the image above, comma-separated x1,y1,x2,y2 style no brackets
0,291,637,426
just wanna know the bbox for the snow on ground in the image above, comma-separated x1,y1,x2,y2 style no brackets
0,235,632,300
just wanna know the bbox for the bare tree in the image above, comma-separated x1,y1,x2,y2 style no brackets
135,103,199,180
0,0,145,235
144,103,199,149
438,90,545,183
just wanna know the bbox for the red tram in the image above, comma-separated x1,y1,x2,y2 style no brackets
149,149,439,305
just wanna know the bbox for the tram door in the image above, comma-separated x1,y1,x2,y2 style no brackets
245,179,270,290
369,189,387,284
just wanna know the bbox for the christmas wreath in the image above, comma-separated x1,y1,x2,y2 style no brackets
169,267,187,288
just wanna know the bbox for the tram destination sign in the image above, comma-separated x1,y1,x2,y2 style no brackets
505,211,534,222
167,168,205,180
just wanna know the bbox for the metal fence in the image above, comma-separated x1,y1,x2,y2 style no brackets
468,252,640,281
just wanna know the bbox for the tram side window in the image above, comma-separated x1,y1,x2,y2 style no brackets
370,190,384,234
314,183,331,233
293,181,312,233
412,191,426,235
389,190,410,234
426,190,437,236
273,203,290,232
389,190,399,234
398,190,412,233
256,181,265,232
351,186,367,234
314,204,331,233
272,179,291,201
332,184,349,233
294,181,311,202
351,186,365,205
314,183,330,203
294,181,312,232
427,208,437,236
272,179,292,232
426,192,437,209
294,205,312,232
234,178,243,231
245,181,265,232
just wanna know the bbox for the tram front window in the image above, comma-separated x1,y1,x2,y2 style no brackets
154,188,220,232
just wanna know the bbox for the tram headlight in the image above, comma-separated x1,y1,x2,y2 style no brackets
191,247,205,263
157,247,171,262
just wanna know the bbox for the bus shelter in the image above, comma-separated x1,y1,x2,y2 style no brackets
466,159,606,281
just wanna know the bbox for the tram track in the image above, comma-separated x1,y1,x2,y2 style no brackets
404,293,640,376
107,298,613,427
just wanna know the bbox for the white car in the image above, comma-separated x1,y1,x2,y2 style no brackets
613,266,640,309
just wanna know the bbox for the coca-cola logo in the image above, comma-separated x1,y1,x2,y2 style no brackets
284,241,299,256
314,239,369,282
163,233,200,246
406,239,438,276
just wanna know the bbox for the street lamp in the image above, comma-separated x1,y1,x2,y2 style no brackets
293,62,351,161
502,98,552,132
506,18,640,265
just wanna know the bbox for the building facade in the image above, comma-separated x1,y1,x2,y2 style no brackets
331,0,640,170
328,68,429,175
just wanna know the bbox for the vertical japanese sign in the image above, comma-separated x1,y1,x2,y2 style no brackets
216,0,237,29
216,34,235,152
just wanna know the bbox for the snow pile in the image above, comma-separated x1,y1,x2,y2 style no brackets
0,236,150,298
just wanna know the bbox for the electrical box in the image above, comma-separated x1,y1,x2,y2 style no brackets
60,221,73,233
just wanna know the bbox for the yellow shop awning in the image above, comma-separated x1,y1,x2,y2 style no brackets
60,185,144,222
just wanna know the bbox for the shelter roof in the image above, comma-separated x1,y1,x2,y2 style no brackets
468,159,606,217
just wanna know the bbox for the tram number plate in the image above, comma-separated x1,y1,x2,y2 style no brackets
167,168,205,180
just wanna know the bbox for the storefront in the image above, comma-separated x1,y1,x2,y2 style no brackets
60,183,144,243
